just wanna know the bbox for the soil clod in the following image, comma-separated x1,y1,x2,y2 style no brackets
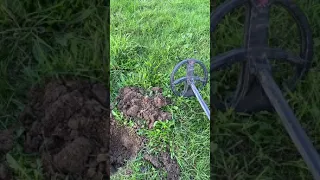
20,79,109,179
19,79,143,179
144,152,181,180
116,87,172,129
110,115,142,174
17,80,177,179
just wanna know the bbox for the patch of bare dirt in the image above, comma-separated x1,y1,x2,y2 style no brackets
19,79,143,180
20,79,109,179
16,78,179,179
115,86,180,179
110,114,142,175
144,151,180,180
116,87,172,129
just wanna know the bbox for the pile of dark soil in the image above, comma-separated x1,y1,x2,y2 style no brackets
116,87,172,129
19,79,143,179
1,79,180,179
19,79,109,179
109,115,142,175
144,152,181,180
115,86,180,179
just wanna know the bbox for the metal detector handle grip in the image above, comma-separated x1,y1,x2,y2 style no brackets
258,69,320,179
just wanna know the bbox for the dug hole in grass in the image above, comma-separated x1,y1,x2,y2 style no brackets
0,0,210,179
110,0,210,179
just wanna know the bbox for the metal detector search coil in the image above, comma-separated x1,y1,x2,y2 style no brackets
170,59,210,120
211,0,319,179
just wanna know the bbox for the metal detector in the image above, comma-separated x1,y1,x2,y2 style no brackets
211,0,320,179
170,59,210,120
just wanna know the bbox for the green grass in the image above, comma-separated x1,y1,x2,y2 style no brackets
212,0,320,179
110,0,210,179
5,0,318,179
0,0,107,179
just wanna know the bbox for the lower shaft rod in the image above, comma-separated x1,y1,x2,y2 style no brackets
190,83,210,120
258,69,320,179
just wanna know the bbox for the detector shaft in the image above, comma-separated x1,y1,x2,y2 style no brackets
190,83,210,120
258,69,320,179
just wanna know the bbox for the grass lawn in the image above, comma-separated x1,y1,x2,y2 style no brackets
212,0,320,179
110,0,210,179
4,0,318,179
0,0,107,179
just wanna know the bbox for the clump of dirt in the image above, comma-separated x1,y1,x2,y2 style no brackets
18,79,179,179
109,114,142,175
20,80,104,179
116,87,172,129
0,130,14,153
144,152,180,180
115,86,180,179
19,79,144,179
20,79,109,179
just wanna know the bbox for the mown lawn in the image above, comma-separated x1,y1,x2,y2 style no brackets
110,0,210,179
212,0,320,179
